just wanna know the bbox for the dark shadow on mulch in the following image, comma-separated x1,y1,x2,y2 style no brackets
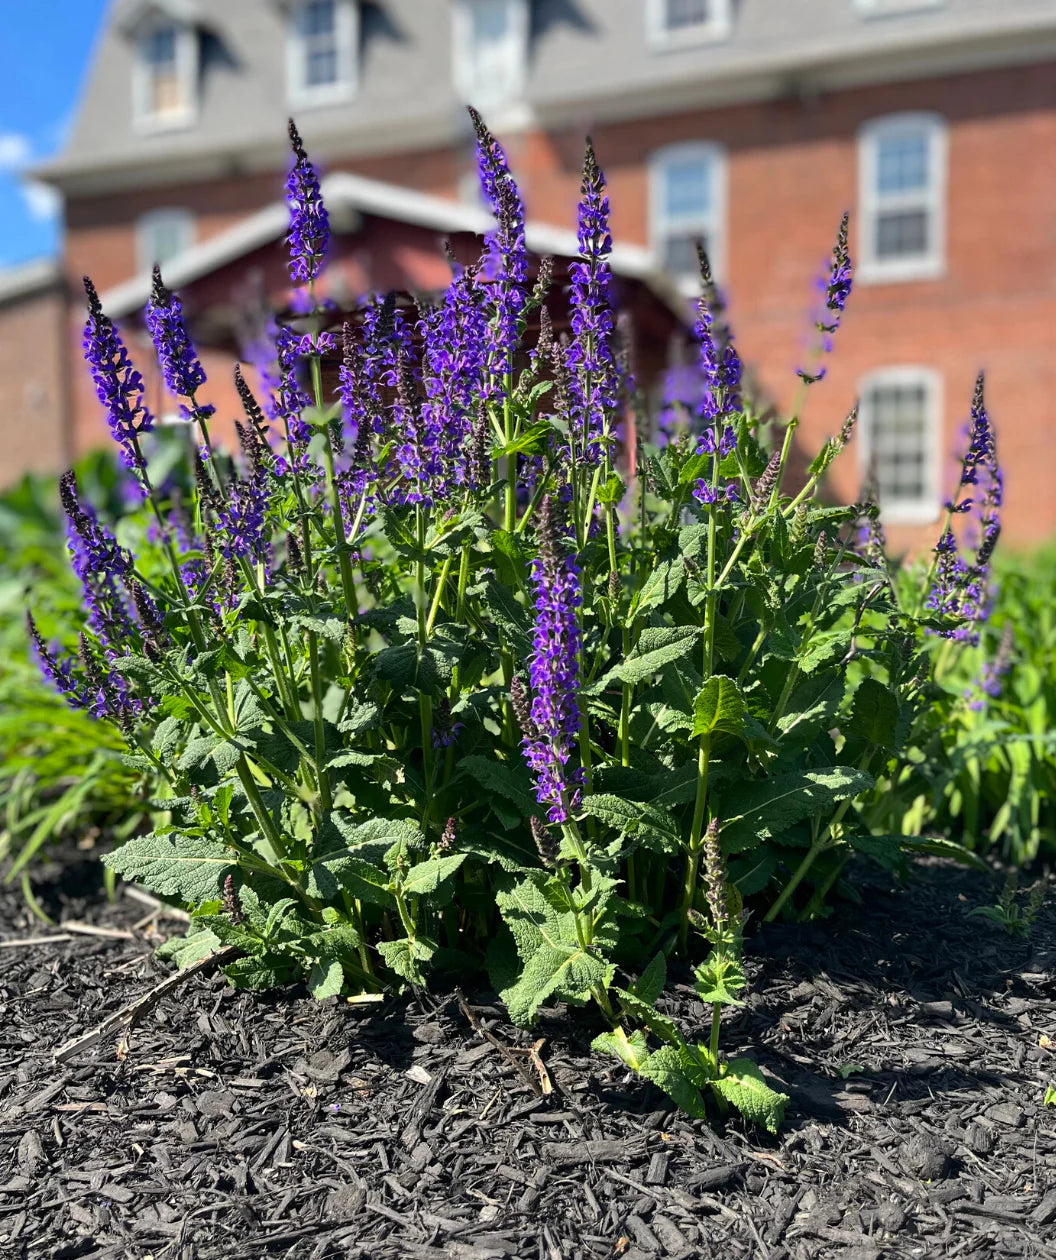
2,855,1056,1259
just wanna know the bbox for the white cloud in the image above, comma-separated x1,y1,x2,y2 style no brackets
0,132,32,172
21,179,62,222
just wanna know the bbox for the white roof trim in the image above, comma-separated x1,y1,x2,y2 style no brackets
0,258,63,306
101,170,685,318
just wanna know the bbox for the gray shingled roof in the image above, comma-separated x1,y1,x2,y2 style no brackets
39,0,1056,190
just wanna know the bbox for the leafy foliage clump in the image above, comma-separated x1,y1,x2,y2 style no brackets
30,113,1000,1128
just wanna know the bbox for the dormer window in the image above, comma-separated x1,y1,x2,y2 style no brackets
648,0,732,49
287,0,358,107
132,18,198,130
453,0,528,111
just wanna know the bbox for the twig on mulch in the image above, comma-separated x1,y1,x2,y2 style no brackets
1,934,74,949
455,986,550,1097
53,945,240,1064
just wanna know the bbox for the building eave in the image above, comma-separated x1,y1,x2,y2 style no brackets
99,170,685,321
0,258,65,309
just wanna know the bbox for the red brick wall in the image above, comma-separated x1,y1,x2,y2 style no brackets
61,59,1056,546
0,286,70,488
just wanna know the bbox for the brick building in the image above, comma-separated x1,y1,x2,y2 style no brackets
7,0,1056,547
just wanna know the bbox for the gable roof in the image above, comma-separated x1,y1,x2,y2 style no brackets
99,169,685,318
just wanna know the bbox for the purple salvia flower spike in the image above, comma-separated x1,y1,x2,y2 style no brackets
566,138,618,465
468,107,528,391
82,276,154,476
286,119,329,285
145,265,213,416
517,496,584,825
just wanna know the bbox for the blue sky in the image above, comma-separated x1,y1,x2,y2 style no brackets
0,0,108,268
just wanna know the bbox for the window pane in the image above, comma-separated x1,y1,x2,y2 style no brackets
868,383,928,503
301,0,336,37
664,158,711,219
665,0,711,28
662,231,707,278
307,47,338,86
145,25,177,68
875,209,928,260
140,214,193,269
876,131,928,194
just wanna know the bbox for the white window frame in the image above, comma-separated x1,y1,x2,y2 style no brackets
136,207,195,273
858,366,943,524
647,0,732,50
286,0,359,108
854,0,943,16
131,17,199,132
649,141,727,297
858,112,947,284
452,0,529,112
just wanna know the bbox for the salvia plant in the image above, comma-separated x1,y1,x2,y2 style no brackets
28,112,1002,1132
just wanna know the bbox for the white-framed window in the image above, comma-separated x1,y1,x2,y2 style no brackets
859,367,942,523
287,0,358,107
854,0,943,16
136,208,195,272
858,113,947,283
649,142,726,294
132,19,198,130
452,0,529,111
647,0,732,49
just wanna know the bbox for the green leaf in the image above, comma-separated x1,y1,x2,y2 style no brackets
308,959,345,1000
711,1058,789,1134
592,1027,651,1072
605,626,704,687
579,794,682,855
377,935,436,985
306,852,393,904
846,677,902,750
639,1045,708,1119
177,734,221,772
775,672,846,743
458,755,537,819
155,926,223,969
401,853,466,895
632,557,685,617
615,988,682,1045
692,675,746,739
496,874,615,1026
103,832,235,904
719,767,875,853
632,952,667,1006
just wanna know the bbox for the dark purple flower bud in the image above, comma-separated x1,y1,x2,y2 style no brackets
702,819,725,928
26,613,87,709
60,471,135,644
235,364,268,438
825,212,853,317
216,473,269,564
82,277,154,475
430,694,464,749
752,450,782,507
530,815,558,868
129,579,169,661
146,265,211,410
285,119,329,285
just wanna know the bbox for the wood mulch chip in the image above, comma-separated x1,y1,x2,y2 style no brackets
2,856,1056,1259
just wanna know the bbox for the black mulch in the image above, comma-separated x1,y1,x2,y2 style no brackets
3,857,1056,1260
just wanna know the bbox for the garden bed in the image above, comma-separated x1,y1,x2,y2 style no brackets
2,858,1055,1260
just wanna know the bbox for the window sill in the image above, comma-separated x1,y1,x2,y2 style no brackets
288,83,357,110
858,257,945,285
648,26,731,52
132,110,198,136
878,503,941,526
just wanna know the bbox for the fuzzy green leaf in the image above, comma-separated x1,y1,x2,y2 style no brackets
639,1045,708,1119
401,853,466,896
692,675,746,739
103,832,235,904
711,1058,789,1134
633,557,685,617
592,1027,651,1072
605,626,704,687
378,935,436,985
579,794,683,854
458,755,537,818
846,677,902,750
719,767,875,852
307,959,345,999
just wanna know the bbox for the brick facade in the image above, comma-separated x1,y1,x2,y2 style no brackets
0,280,70,488
39,58,1056,547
